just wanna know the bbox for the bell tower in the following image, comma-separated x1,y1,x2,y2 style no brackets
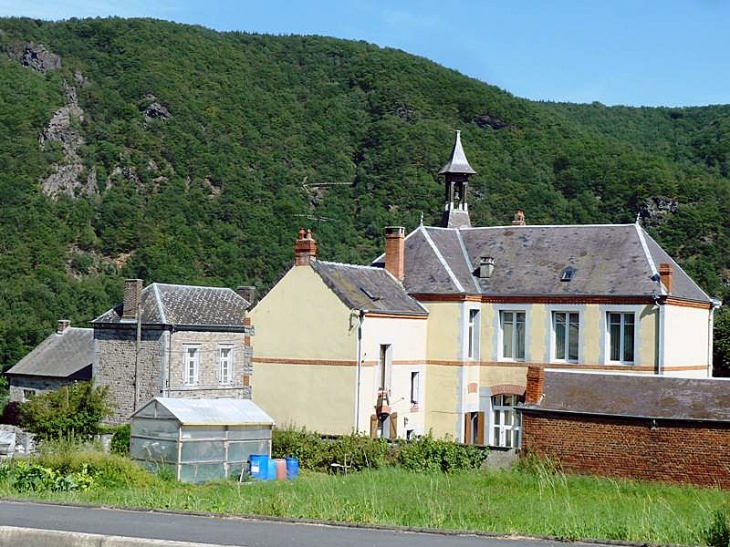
439,130,476,229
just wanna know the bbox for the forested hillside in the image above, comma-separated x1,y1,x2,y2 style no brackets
1,17,729,380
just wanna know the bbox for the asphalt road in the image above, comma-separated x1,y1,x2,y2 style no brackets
0,500,602,547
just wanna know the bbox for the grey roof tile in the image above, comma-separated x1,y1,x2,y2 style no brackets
6,327,93,379
311,260,427,316
522,370,730,422
391,224,709,302
93,283,250,328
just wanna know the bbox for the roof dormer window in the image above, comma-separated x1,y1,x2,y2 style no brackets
560,267,576,282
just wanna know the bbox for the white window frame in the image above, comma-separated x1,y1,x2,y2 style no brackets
606,311,636,364
218,345,234,385
467,307,481,360
377,344,392,392
499,309,527,361
183,345,200,386
490,394,523,448
550,309,582,363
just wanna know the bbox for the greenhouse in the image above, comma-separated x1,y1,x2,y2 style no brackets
130,397,275,483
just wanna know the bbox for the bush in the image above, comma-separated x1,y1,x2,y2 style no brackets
395,434,486,473
272,427,328,470
110,424,131,455
11,460,94,492
706,510,730,547
36,445,153,488
19,382,113,440
273,427,485,473
0,400,22,425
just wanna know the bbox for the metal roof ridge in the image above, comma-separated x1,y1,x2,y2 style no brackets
456,229,481,292
634,223,660,283
317,260,384,271
421,226,465,293
460,223,636,230
153,282,232,291
152,283,167,324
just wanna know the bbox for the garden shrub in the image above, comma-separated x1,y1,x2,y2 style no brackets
705,510,730,547
396,434,486,473
326,434,388,471
273,427,485,473
37,446,153,488
0,401,22,426
11,460,94,492
110,424,131,455
19,382,113,440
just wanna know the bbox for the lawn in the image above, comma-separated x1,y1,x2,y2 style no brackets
1,456,727,545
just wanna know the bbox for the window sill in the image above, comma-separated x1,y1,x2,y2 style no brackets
410,404,419,412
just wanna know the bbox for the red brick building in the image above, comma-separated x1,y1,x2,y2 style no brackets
520,367,730,488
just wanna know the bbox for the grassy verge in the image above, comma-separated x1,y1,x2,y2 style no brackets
1,455,728,545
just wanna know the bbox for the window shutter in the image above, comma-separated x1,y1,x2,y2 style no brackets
463,413,472,444
389,412,398,439
476,412,485,445
369,414,378,439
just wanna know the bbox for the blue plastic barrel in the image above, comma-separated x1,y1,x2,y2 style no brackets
285,457,299,480
248,454,269,480
266,459,276,481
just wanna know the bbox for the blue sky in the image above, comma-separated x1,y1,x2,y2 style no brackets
0,0,727,107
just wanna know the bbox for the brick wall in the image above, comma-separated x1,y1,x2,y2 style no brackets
522,411,730,488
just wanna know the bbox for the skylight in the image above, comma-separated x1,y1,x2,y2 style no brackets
561,267,576,282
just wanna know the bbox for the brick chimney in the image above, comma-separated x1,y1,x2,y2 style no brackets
57,319,71,334
294,228,317,266
525,366,545,405
237,286,256,308
512,209,526,226
658,263,673,294
122,279,143,321
384,226,405,281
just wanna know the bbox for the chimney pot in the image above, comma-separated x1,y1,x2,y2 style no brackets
57,319,71,334
294,228,317,266
384,226,406,281
658,263,674,293
122,279,143,321
525,366,545,405
512,209,526,226
237,285,256,307
479,256,495,278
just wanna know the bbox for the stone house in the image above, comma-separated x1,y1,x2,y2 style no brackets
92,280,254,424
251,131,720,445
5,320,93,402
520,367,730,488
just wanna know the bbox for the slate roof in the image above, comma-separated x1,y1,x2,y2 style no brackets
520,370,730,423
372,224,711,303
5,327,93,379
92,283,250,328
438,130,476,175
311,260,428,316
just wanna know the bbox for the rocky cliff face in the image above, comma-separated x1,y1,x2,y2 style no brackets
6,42,61,72
39,81,97,198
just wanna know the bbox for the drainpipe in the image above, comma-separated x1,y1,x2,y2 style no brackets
655,295,665,375
134,297,142,410
354,310,366,433
709,299,722,378
167,326,175,396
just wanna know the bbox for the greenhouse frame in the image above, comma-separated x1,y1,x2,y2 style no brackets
130,397,275,483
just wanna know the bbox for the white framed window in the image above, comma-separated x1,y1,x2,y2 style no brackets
378,344,391,391
491,394,522,448
552,311,580,362
219,345,234,384
607,312,635,363
410,371,420,406
467,308,480,360
500,311,526,361
23,389,36,402
184,345,200,385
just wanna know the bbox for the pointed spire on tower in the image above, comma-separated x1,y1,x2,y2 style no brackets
439,130,476,176
439,131,476,229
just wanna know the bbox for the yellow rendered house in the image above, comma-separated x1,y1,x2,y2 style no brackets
251,132,720,446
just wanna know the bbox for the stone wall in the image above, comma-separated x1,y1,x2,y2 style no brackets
8,376,71,402
94,327,164,424
166,330,251,400
521,411,730,488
